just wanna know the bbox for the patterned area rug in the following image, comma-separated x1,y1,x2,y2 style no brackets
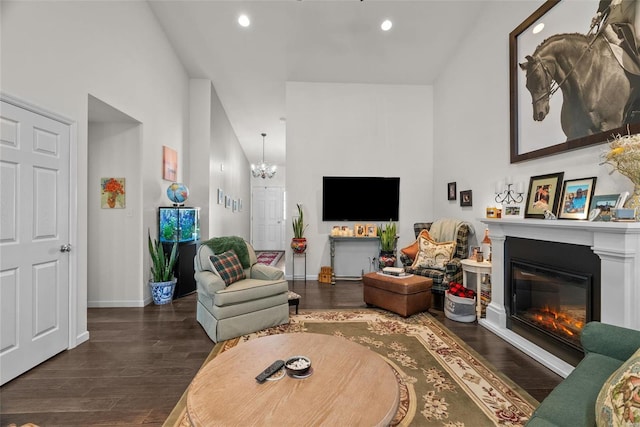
255,251,283,266
164,309,537,426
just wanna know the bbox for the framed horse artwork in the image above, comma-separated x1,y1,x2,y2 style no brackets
509,0,640,163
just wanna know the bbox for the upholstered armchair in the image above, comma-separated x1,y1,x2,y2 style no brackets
194,237,289,342
400,220,472,310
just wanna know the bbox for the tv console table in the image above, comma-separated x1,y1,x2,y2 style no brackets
328,236,379,284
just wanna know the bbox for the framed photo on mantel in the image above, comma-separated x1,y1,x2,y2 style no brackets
524,172,564,219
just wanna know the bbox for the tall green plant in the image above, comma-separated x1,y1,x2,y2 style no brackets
292,203,307,238
148,231,178,282
377,220,397,252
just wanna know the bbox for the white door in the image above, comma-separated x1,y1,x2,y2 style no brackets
0,100,71,385
251,186,285,251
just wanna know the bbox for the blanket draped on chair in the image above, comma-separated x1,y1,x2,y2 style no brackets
203,236,251,268
430,218,471,242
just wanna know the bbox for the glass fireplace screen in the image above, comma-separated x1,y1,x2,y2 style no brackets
512,261,591,349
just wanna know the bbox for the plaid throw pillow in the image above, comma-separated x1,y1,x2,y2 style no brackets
209,250,246,286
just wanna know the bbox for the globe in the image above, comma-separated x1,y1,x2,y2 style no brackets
167,182,189,205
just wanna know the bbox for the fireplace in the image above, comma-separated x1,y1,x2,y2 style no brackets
478,218,639,377
505,237,600,366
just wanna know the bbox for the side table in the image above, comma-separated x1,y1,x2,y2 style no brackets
460,259,492,319
292,252,307,283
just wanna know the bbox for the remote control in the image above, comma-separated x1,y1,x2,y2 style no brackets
255,360,285,383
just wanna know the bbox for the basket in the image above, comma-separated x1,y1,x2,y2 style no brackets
444,291,476,323
318,266,332,284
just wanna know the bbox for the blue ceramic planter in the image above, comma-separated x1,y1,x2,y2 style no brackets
149,279,176,305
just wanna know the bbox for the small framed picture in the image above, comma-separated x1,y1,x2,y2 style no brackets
366,224,377,236
558,177,597,220
447,182,457,201
217,188,224,205
354,224,366,237
233,199,238,212
460,190,472,207
503,204,523,218
524,172,564,219
225,195,231,208
589,194,619,213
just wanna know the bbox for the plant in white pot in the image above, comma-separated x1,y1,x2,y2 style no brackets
148,231,178,305
291,203,308,254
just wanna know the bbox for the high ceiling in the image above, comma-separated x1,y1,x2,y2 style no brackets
148,1,488,167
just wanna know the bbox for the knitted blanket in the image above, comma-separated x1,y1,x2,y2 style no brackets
203,236,251,268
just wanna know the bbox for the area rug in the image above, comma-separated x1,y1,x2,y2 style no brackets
255,250,283,266
164,309,538,426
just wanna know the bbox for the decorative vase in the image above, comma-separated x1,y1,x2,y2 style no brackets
149,279,176,305
107,193,117,208
623,184,640,217
378,250,397,269
291,238,307,254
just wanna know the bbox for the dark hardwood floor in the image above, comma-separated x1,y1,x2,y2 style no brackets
0,279,562,426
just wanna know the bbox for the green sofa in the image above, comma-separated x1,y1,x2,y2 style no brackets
526,322,640,426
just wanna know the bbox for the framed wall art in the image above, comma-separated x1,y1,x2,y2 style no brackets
558,177,597,220
162,146,177,181
460,190,472,207
217,188,224,205
524,172,564,218
101,177,125,209
509,0,640,163
447,182,457,201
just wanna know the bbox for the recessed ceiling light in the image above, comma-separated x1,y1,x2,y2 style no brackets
238,14,250,27
381,19,392,31
532,23,544,34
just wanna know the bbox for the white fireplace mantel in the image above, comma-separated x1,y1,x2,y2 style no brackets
479,218,640,377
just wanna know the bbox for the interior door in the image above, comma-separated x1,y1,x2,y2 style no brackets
251,186,285,251
0,100,71,385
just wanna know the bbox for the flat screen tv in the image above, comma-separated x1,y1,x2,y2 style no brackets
322,176,400,221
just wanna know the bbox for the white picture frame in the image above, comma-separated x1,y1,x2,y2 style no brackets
503,204,524,218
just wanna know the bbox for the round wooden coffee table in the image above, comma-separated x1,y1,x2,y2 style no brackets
186,333,400,426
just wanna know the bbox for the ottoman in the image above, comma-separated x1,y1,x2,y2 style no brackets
362,272,432,317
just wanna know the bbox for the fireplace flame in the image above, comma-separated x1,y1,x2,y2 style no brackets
527,306,585,342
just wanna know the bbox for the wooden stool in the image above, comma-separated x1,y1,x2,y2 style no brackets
362,272,432,317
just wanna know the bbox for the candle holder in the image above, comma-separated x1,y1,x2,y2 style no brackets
495,183,524,205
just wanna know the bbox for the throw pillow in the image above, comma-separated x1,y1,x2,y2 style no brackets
209,250,246,286
595,347,640,426
400,229,434,261
411,236,456,270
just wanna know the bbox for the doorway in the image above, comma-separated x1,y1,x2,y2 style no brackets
87,95,143,307
251,186,285,251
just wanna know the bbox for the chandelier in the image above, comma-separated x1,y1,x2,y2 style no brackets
251,132,277,179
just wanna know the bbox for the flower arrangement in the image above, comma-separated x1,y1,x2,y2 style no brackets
600,133,640,211
600,133,640,185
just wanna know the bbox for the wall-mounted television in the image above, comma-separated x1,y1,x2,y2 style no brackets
322,176,400,221
159,207,200,243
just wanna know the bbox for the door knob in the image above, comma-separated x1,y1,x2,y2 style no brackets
60,244,72,253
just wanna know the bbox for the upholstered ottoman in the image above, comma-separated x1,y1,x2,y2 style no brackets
362,272,432,317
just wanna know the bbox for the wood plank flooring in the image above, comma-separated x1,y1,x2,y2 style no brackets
0,279,562,426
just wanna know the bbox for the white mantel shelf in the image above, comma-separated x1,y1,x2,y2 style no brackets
477,217,640,377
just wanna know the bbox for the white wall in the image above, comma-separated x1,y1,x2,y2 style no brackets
1,1,191,338
433,1,634,246
88,121,142,307
286,82,434,278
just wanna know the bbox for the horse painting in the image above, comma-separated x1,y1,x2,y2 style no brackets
519,32,640,140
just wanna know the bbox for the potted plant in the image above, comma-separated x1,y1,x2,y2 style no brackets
148,231,178,305
377,220,397,269
291,203,308,254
